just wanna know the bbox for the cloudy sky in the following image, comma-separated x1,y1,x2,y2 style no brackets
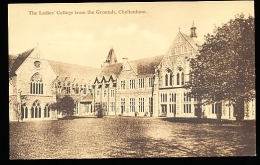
8,2,254,68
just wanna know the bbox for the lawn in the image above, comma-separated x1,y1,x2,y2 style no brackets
9,117,256,159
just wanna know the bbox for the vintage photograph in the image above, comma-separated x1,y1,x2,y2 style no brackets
9,2,255,159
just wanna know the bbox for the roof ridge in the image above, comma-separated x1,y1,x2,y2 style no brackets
17,47,36,56
179,32,200,54
130,54,164,62
47,59,100,69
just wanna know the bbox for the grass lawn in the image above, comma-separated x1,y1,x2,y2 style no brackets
9,117,256,159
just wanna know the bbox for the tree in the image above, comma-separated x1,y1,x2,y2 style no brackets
94,102,106,118
188,13,255,121
52,95,75,117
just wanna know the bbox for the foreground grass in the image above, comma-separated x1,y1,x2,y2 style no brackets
9,117,256,159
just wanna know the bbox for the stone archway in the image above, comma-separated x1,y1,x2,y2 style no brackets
44,103,51,118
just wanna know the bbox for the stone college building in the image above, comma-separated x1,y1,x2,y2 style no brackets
9,22,255,121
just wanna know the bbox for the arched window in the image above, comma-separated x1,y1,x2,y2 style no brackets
181,72,185,85
30,73,44,94
170,73,173,86
31,100,41,118
177,73,180,85
44,104,50,118
165,74,168,86
177,68,185,86
21,103,28,119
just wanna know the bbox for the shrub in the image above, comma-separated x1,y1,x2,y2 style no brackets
95,103,105,118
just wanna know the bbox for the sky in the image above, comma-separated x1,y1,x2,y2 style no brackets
8,2,254,68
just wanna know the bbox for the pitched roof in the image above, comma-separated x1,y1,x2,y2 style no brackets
98,55,164,79
8,48,101,83
81,93,93,102
180,32,201,51
9,48,35,77
99,63,123,78
47,60,100,83
129,55,164,76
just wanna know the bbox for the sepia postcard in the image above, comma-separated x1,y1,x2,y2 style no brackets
9,2,255,159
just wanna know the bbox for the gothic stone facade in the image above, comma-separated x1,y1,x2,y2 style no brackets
9,24,255,121
9,47,100,121
92,27,255,120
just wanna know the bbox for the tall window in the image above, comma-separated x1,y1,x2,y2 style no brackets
139,98,144,112
165,74,168,86
181,72,185,85
130,79,135,89
121,98,125,112
170,73,173,86
161,93,167,102
169,93,176,113
149,97,153,113
212,103,221,114
183,92,191,113
57,83,62,94
75,101,79,115
21,103,28,119
177,73,180,85
104,90,106,97
83,85,87,95
31,101,41,118
74,84,79,94
65,83,70,95
139,78,145,88
44,104,50,118
110,102,115,112
121,80,125,89
177,68,185,85
111,89,115,97
97,90,99,96
30,72,44,94
130,98,135,112
148,77,154,87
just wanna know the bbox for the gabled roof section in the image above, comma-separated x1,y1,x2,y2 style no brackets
99,63,123,78
129,55,164,76
99,55,164,78
180,32,201,52
81,93,93,102
48,60,100,83
9,48,35,77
